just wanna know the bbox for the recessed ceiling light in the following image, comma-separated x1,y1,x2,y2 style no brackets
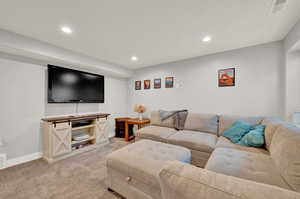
61,26,72,34
131,56,138,62
202,36,211,42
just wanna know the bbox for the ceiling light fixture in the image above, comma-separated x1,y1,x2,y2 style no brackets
131,56,138,62
202,36,212,42
61,26,72,34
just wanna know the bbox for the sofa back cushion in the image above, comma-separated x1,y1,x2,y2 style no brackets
184,113,219,135
150,111,175,128
270,124,300,192
261,117,284,151
218,115,264,136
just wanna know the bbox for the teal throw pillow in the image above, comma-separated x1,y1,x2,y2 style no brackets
223,121,253,143
238,125,265,148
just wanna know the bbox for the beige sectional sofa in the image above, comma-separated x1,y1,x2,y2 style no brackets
136,111,300,197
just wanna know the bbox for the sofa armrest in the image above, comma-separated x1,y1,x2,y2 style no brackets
159,161,300,199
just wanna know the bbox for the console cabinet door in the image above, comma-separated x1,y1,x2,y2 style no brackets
95,118,109,143
51,122,71,157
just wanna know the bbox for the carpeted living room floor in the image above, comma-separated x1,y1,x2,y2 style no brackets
0,138,130,199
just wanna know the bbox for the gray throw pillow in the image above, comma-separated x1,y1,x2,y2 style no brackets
159,110,177,121
175,110,188,130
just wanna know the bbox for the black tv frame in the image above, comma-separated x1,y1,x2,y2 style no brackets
47,65,104,103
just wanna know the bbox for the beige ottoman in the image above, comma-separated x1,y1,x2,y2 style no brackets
106,139,191,199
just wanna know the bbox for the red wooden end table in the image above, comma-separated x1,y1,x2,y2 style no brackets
125,118,150,142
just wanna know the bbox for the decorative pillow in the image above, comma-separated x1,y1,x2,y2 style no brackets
238,125,266,147
223,121,253,143
159,110,177,121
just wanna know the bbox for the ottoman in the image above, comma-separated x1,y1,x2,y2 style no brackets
106,139,191,199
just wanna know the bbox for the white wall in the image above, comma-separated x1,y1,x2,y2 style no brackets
284,18,300,121
128,41,285,118
0,57,128,160
0,58,45,159
285,51,300,121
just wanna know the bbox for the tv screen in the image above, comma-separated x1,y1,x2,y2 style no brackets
48,65,104,103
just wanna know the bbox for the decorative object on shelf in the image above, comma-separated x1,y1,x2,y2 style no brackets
135,80,141,90
165,77,174,88
218,68,235,87
154,78,161,89
144,80,151,89
134,104,146,120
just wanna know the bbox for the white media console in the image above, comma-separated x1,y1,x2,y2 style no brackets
42,113,110,162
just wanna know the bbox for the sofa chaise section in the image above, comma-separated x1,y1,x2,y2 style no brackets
159,161,300,199
205,147,290,189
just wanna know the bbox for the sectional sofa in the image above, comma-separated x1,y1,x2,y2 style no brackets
135,111,300,197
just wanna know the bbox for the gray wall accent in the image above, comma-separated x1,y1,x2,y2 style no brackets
129,41,285,119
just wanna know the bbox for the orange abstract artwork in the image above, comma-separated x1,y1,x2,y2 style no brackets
218,68,235,87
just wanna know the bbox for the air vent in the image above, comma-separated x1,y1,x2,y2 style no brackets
0,154,6,169
271,0,288,13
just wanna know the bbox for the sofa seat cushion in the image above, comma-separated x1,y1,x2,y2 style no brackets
205,148,290,190
136,126,177,142
216,136,269,154
167,130,217,153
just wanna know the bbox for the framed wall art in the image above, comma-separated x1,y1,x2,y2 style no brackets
218,68,235,87
135,80,141,90
144,80,151,89
165,77,174,88
154,78,161,89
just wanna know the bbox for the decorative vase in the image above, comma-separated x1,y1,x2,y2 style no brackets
139,113,143,121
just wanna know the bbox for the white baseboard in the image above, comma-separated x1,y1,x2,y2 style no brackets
4,152,42,169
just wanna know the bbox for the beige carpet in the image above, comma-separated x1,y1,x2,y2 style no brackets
0,138,129,199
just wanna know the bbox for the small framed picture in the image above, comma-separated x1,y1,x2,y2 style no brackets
135,81,141,90
165,77,174,88
144,80,151,89
218,68,235,87
154,78,161,89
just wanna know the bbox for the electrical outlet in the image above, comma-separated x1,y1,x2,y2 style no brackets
0,153,7,169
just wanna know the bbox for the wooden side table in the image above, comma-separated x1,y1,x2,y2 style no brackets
125,118,150,142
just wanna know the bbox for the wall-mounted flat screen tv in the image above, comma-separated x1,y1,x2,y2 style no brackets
48,65,104,103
